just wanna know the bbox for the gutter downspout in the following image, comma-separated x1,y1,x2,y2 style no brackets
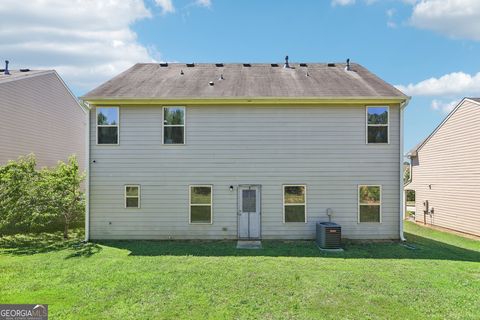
399,97,411,242
83,101,90,242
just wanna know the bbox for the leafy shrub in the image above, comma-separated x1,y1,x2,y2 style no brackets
0,155,84,238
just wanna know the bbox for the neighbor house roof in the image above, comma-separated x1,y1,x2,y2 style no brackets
0,69,89,113
0,70,54,84
82,62,407,100
407,98,480,157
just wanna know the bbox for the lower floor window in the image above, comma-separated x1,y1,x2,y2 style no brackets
190,185,212,224
358,185,381,222
125,185,140,208
283,185,306,223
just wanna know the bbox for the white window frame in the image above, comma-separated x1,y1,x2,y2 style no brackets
282,185,307,223
162,106,186,145
189,185,213,224
366,106,389,144
96,106,119,145
124,185,140,209
357,185,382,223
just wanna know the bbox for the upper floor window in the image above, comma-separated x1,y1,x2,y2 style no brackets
367,106,389,144
163,106,185,144
358,185,381,223
97,107,119,145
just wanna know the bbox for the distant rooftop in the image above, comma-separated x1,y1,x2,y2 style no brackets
83,62,407,100
0,69,53,84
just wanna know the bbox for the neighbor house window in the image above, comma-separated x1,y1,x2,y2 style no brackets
189,185,212,224
97,107,119,144
283,185,306,223
125,185,140,208
358,185,381,222
163,106,185,144
367,106,389,144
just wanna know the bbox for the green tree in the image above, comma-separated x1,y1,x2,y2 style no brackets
0,155,85,238
0,155,43,234
38,156,85,239
403,162,411,184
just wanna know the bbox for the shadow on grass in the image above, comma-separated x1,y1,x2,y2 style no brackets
0,230,102,259
97,231,480,262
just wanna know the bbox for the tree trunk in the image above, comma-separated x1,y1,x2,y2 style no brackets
64,219,69,240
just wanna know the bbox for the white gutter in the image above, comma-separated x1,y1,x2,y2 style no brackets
83,101,90,242
399,97,411,241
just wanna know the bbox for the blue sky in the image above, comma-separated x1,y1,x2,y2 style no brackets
1,0,479,151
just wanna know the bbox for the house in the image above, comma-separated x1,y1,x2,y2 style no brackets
405,98,480,237
81,60,409,240
0,62,87,169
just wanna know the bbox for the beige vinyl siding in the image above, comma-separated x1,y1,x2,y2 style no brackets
410,99,480,236
89,104,400,240
0,72,86,170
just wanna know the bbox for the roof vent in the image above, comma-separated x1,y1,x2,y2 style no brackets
160,63,168,67
4,60,10,75
215,63,224,67
284,55,290,68
186,63,195,67
20,68,30,72
209,81,214,86
300,63,308,67
345,58,351,71
243,63,251,67
180,69,184,75
218,74,224,80
327,63,336,67
271,63,279,67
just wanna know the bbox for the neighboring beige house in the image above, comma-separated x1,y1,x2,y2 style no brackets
82,61,409,240
0,67,87,169
405,98,480,237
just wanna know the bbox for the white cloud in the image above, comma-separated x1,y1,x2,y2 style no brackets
155,0,175,14
386,8,397,28
0,0,157,92
331,0,355,6
195,0,212,8
410,0,480,41
396,72,480,96
431,99,460,114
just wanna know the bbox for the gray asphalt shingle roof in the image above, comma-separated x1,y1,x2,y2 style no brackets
82,63,407,100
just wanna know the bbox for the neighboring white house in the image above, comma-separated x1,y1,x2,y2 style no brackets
0,65,87,169
82,61,409,240
405,98,480,237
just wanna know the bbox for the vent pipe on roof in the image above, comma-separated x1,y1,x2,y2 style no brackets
284,55,289,68
180,69,184,75
4,60,10,75
345,58,351,71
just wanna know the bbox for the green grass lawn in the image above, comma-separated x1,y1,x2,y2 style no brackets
0,222,479,319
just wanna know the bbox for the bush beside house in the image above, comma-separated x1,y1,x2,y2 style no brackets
0,155,85,238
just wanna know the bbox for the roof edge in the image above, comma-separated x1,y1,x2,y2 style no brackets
407,97,480,157
0,70,55,85
80,96,408,105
